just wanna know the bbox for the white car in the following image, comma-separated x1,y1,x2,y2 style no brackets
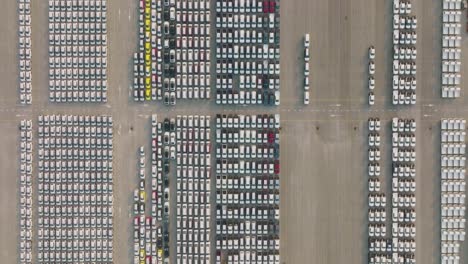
392,90,399,105
369,195,375,207
375,164,380,176
374,148,381,161
275,91,280,105
410,119,416,132
368,163,375,176
369,133,375,146
410,93,416,104
368,118,376,131
369,149,376,161
369,179,376,192
304,33,310,48
369,76,375,90
304,62,310,76
369,92,375,105
368,46,375,60
304,91,309,105
369,61,375,75
374,118,380,131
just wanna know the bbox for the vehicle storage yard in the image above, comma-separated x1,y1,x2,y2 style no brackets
0,0,468,264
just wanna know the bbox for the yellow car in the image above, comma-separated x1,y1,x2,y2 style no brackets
139,249,145,260
157,249,163,258
145,55,151,66
145,89,151,99
145,43,151,53
145,0,150,6
139,191,146,202
145,19,151,30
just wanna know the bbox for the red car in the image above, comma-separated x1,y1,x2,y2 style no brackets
274,160,280,174
145,217,152,227
267,132,275,143
263,0,269,13
269,1,276,13
152,191,157,201
145,256,152,264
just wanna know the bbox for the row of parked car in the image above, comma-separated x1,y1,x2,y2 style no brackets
392,0,417,106
368,46,376,105
440,118,467,263
19,1,32,104
132,146,163,264
215,114,280,263
19,120,33,264
390,118,416,263
215,59,280,75
150,115,171,263
48,0,108,103
304,34,310,104
215,0,280,105
37,115,114,263
49,0,107,11
441,0,463,98
172,115,212,263
216,88,279,105
367,117,386,260
216,0,276,13
367,117,383,253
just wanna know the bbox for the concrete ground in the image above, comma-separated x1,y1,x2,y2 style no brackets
0,0,467,263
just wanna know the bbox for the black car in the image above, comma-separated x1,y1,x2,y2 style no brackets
163,51,170,63
169,38,176,49
274,146,280,158
269,92,276,105
163,161,170,173
169,119,175,131
169,24,176,35
169,65,176,77
263,92,269,105
163,118,170,131
163,94,170,105
157,239,162,248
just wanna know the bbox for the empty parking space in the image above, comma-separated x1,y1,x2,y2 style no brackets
0,122,20,264
279,120,366,264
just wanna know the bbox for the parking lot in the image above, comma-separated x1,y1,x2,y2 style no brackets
0,0,468,263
